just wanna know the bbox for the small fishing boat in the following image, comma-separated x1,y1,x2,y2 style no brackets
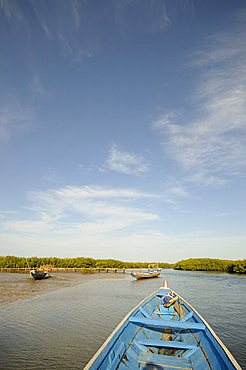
131,268,161,279
84,280,241,370
131,264,162,279
30,269,50,280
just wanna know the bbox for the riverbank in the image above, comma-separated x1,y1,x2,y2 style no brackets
0,267,127,273
0,272,128,305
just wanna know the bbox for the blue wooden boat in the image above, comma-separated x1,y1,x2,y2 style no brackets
84,281,241,370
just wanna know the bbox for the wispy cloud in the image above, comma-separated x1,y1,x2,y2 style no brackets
71,0,81,29
113,0,171,34
0,0,26,27
0,96,34,143
163,183,191,201
1,226,245,261
52,185,156,200
1,185,244,261
0,210,17,219
4,220,54,234
31,76,47,96
1,1,173,62
104,143,149,175
2,185,158,235
0,0,91,59
153,13,246,186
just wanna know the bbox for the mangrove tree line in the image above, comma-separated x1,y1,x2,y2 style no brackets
0,256,172,269
0,256,245,273
173,258,246,274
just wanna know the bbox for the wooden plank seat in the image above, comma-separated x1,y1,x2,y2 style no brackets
156,310,179,317
139,307,152,319
135,339,196,350
129,317,205,331
138,352,192,369
181,311,194,322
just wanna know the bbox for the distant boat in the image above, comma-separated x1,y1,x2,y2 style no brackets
131,268,161,279
84,280,242,370
30,269,50,280
131,264,162,279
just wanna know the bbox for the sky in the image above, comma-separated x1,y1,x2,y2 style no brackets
0,0,245,262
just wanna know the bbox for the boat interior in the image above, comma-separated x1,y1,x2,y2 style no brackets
92,288,236,370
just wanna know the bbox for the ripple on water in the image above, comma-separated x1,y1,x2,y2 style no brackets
0,271,245,369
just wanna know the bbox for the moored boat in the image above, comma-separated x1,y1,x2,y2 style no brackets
131,268,161,279
84,280,242,370
131,264,162,280
30,269,50,280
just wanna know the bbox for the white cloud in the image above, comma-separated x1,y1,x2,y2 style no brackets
1,186,245,261
163,184,190,201
0,210,17,218
52,185,156,200
2,185,158,236
1,229,245,262
104,144,149,175
4,220,54,233
153,16,246,186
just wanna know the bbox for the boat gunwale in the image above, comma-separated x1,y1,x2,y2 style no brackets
84,286,242,370
83,286,162,369
178,293,242,370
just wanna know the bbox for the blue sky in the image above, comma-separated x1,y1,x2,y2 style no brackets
0,0,245,262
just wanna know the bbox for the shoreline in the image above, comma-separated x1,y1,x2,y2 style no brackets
0,272,128,306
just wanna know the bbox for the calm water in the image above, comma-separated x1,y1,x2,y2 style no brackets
0,270,245,369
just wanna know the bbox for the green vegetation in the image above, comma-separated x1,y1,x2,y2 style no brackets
81,268,94,274
0,256,173,270
0,256,245,274
174,258,246,274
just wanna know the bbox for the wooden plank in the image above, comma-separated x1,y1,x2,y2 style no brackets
138,353,192,369
129,317,205,331
135,339,196,350
156,311,179,316
174,302,186,319
180,311,194,322
139,307,152,319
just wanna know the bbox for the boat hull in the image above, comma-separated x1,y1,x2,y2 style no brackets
131,268,161,279
84,284,241,370
30,271,50,280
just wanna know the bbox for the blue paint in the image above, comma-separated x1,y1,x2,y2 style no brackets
135,339,196,350
129,316,206,331
84,287,242,370
181,311,194,322
138,352,192,368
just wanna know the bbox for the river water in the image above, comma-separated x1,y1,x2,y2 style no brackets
0,270,245,369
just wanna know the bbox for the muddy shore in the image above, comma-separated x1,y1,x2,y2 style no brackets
0,272,127,305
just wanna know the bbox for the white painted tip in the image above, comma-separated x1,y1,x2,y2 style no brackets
164,279,168,288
